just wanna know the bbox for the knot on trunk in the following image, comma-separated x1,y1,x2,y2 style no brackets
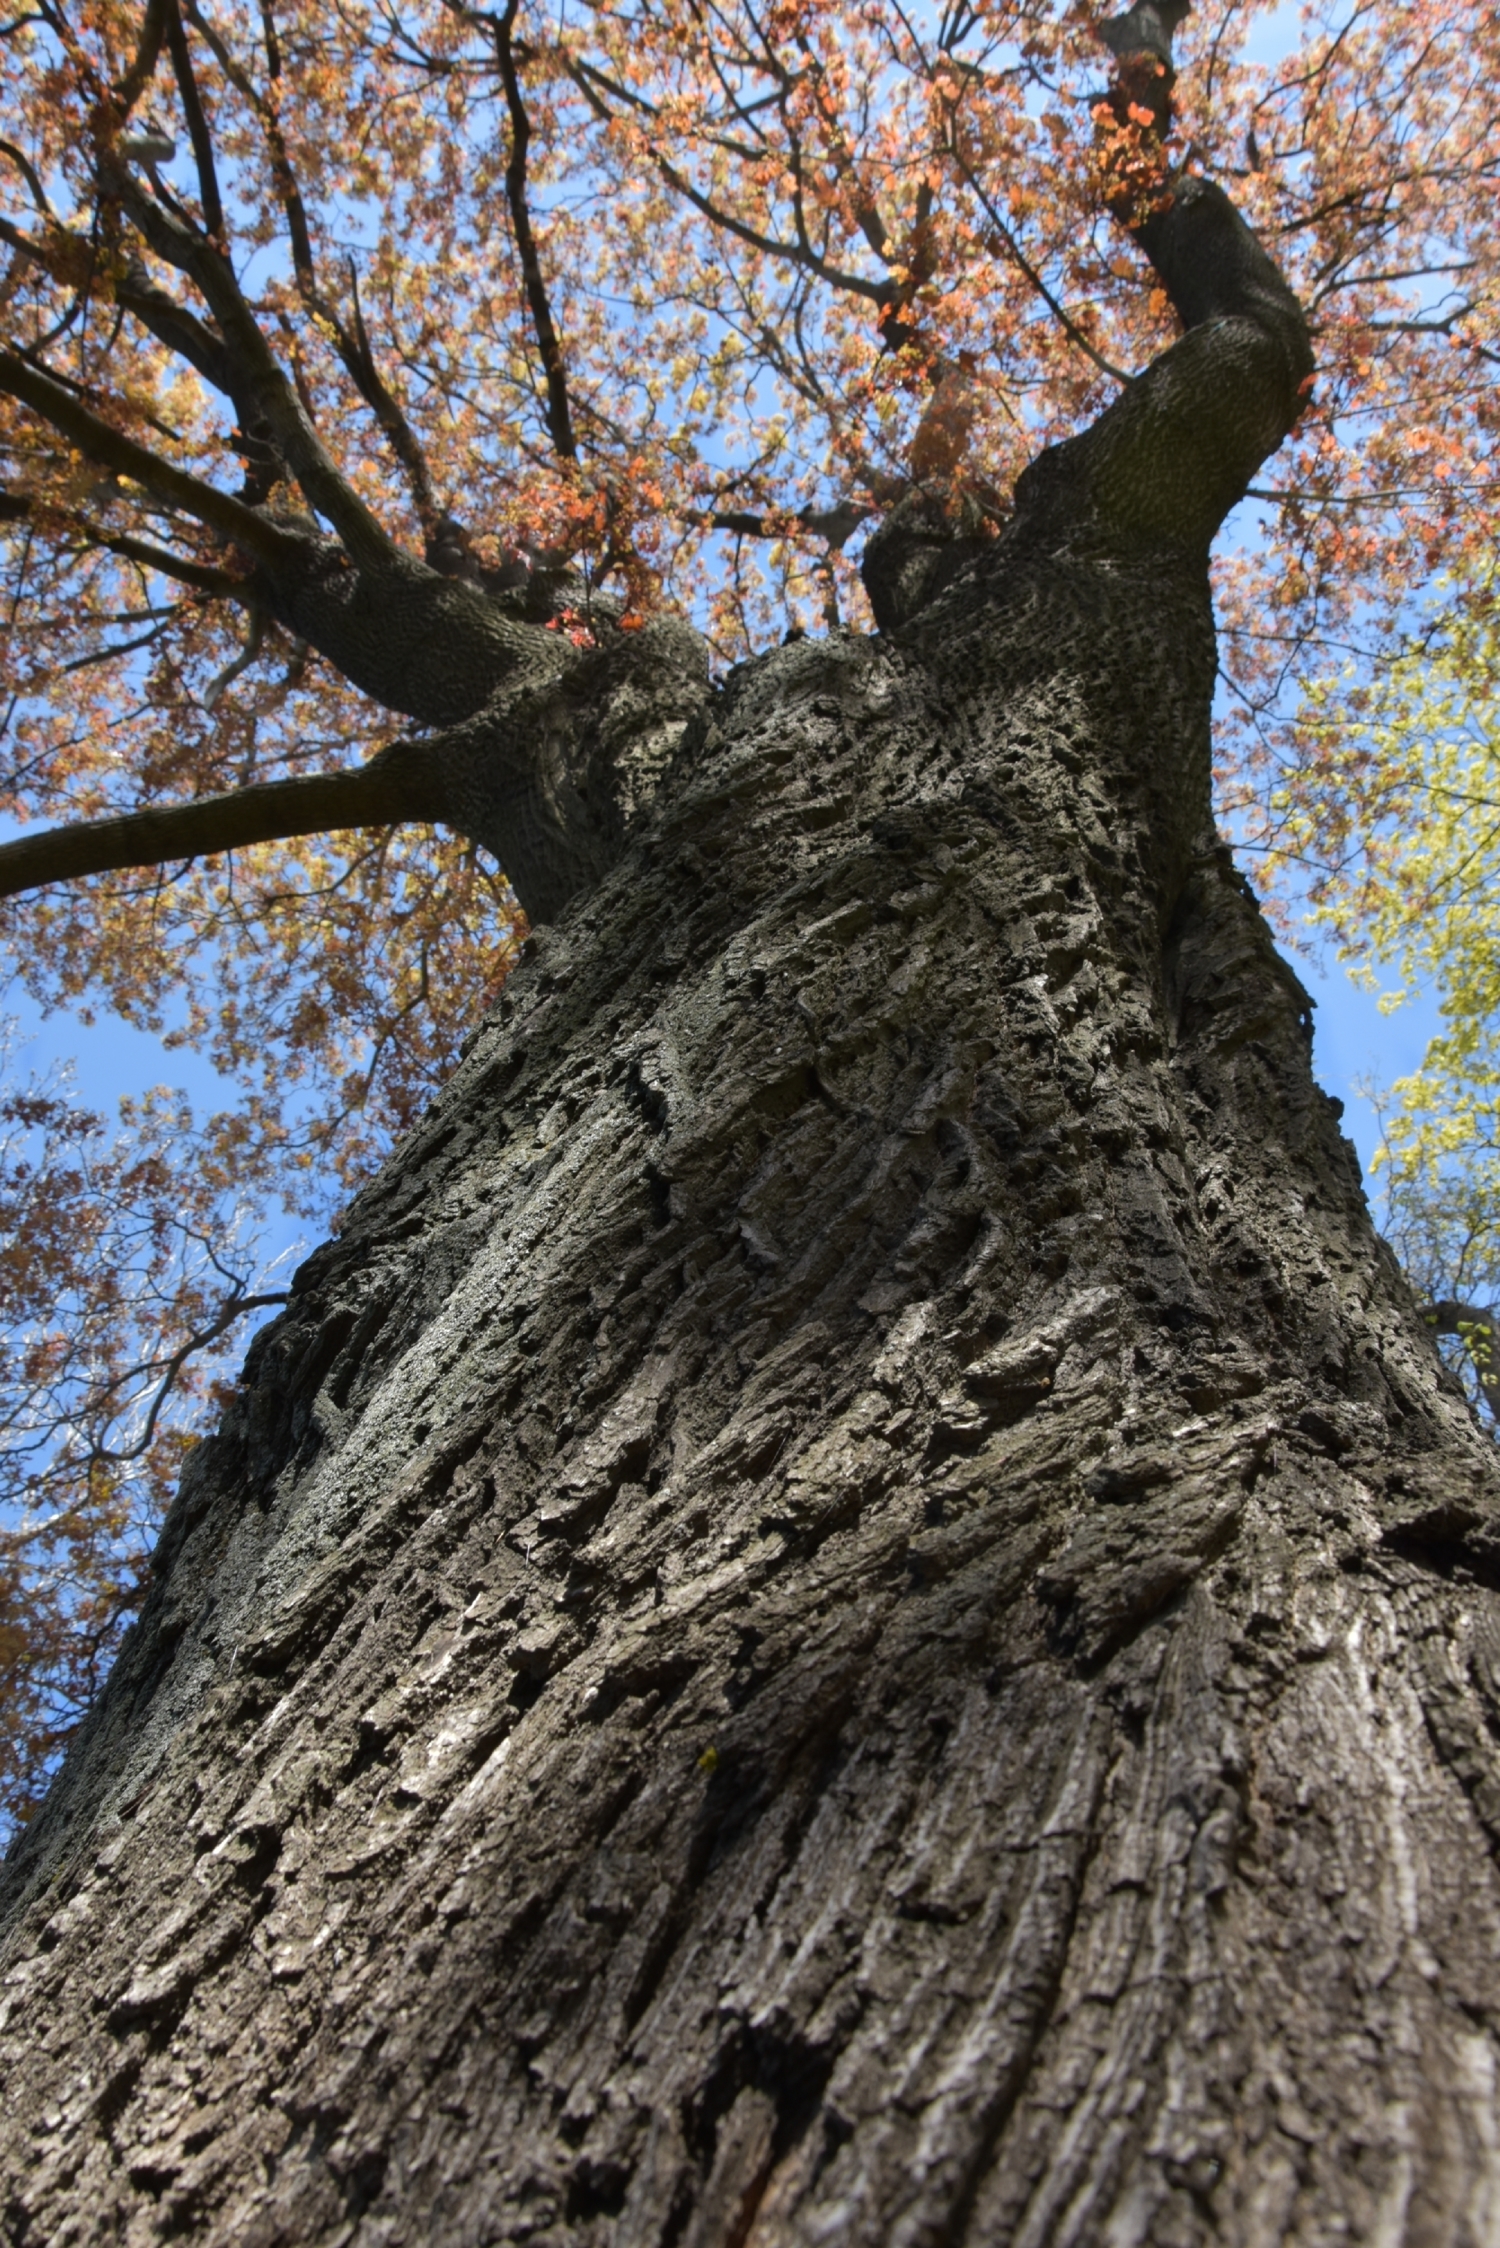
860,482,1002,634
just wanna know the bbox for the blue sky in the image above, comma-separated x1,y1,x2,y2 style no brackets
1304,954,1439,1192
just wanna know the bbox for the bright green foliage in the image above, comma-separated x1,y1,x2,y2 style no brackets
1288,571,1500,1403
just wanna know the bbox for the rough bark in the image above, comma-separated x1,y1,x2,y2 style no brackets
9,48,1500,2248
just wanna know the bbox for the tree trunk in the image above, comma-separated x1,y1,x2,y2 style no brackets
8,90,1500,2233
6,507,1500,2243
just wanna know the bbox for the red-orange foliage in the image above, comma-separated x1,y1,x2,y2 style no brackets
0,0,1494,1824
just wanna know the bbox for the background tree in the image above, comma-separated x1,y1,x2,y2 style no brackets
1283,569,1500,1418
0,0,1496,1824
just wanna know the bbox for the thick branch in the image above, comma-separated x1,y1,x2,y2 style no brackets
1008,2,1314,557
116,257,237,394
0,338,573,729
0,750,438,902
0,348,301,566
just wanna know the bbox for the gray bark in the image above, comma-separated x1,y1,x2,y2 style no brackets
8,70,1500,2248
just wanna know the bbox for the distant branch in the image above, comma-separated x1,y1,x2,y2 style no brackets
942,141,1132,386
685,495,877,547
1427,1299,1500,1421
91,528,242,593
492,0,576,459
339,261,439,524
566,56,887,306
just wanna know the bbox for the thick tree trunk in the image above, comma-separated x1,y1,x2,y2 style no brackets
8,55,1500,2228
7,479,1500,2240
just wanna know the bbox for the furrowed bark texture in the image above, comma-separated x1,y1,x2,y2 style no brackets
8,136,1500,2244
8,516,1500,2241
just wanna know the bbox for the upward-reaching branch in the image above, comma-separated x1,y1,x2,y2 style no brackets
862,0,1313,633
1015,0,1314,556
111,0,169,118
163,0,222,242
493,0,576,461
181,0,439,528
99,143,398,568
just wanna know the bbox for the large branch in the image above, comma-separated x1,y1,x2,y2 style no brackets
1010,1,1314,557
116,257,237,395
0,347,302,566
0,748,438,902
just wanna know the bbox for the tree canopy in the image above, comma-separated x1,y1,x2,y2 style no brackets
0,0,1495,1829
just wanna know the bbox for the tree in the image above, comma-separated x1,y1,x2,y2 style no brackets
1286,569,1500,1420
4,0,1500,2235
0,0,1495,1821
